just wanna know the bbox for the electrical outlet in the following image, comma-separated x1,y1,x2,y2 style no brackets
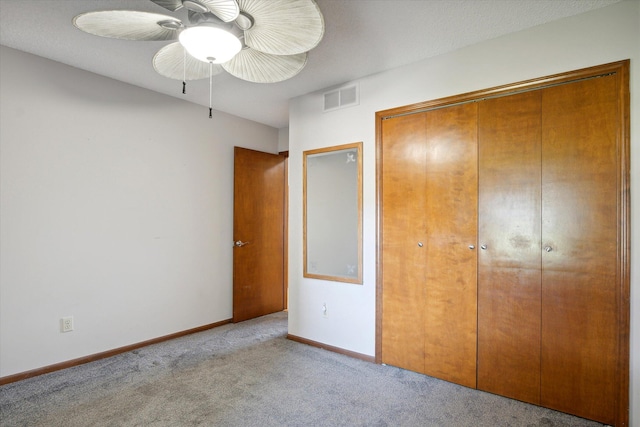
322,303,328,318
61,316,74,333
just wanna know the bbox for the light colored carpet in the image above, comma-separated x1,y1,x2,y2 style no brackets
0,312,604,426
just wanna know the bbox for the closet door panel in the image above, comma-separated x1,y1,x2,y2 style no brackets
423,103,478,388
540,75,619,424
477,91,542,404
380,113,428,373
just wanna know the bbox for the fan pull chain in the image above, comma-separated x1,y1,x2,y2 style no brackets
182,49,187,94
209,60,213,119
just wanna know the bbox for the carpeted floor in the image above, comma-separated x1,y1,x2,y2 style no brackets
0,312,605,426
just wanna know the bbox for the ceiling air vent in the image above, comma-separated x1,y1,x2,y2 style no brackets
323,84,359,112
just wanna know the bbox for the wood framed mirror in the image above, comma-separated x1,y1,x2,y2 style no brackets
303,142,362,284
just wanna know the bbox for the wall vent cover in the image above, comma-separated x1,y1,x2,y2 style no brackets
323,84,359,112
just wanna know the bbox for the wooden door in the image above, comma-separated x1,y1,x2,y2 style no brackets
380,103,478,388
423,104,478,388
380,112,428,373
233,147,285,323
540,75,620,424
477,91,542,404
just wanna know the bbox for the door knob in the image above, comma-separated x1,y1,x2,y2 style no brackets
544,246,553,252
234,240,250,247
468,245,475,250
480,244,487,250
418,242,423,247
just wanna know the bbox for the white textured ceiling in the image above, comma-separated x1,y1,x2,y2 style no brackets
0,0,621,129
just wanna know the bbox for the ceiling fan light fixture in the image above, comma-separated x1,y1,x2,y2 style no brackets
179,25,242,63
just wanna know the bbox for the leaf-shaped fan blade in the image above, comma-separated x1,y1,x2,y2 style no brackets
238,0,324,55
200,0,240,22
149,0,184,12
222,48,307,83
153,43,223,80
73,11,182,41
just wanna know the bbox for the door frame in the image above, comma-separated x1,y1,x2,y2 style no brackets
375,60,630,426
280,150,289,310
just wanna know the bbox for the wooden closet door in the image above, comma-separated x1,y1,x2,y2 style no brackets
477,91,542,404
380,113,428,373
380,104,477,387
540,74,619,425
423,103,478,388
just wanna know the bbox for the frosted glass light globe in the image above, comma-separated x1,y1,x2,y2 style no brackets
179,26,241,64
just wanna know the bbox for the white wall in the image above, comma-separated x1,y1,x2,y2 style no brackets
278,127,289,153
0,46,279,377
288,1,639,424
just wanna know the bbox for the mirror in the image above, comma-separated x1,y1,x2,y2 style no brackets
304,142,362,284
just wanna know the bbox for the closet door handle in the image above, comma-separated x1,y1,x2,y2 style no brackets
418,242,423,247
544,246,553,252
480,244,487,250
468,245,475,250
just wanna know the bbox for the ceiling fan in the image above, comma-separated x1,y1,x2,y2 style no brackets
73,0,324,117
